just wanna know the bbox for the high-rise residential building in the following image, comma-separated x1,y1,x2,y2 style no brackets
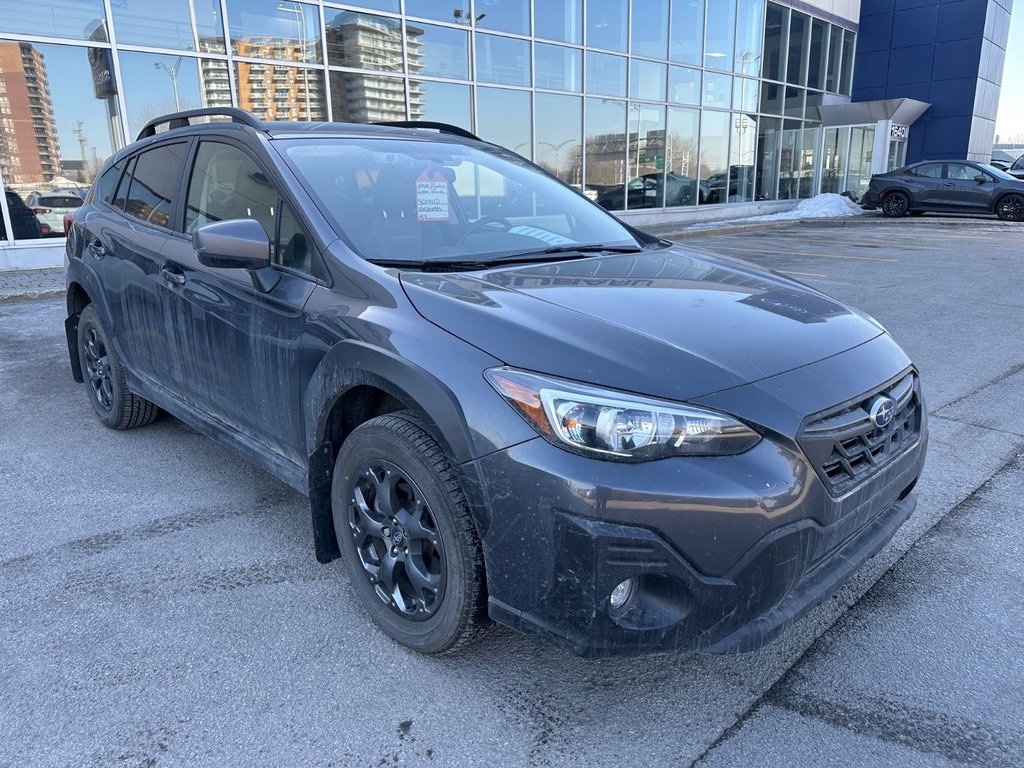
0,42,61,185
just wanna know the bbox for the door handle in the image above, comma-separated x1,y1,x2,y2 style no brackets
944,183,954,187
160,267,186,287
88,239,106,258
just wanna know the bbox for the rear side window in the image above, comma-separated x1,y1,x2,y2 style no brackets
94,160,125,204
39,195,83,209
911,163,943,179
122,143,188,229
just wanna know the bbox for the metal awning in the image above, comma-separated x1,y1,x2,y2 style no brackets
817,98,931,127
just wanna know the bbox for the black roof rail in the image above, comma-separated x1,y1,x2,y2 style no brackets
137,108,263,141
372,120,481,142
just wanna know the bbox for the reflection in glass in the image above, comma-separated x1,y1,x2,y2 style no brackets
787,11,808,85
325,11,406,72
477,88,531,158
626,104,666,209
405,0,467,23
476,0,530,36
805,90,822,122
536,93,582,185
700,111,729,204
703,73,732,109
535,44,581,91
784,86,804,118
733,78,759,112
119,53,209,140
535,0,581,43
669,67,700,105
704,0,736,71
731,113,756,202
735,0,765,76
585,52,626,97
631,0,668,59
799,126,819,198
763,3,786,82
586,0,626,52
761,81,783,114
630,60,667,102
331,71,407,123
666,107,699,206
670,0,703,66
840,30,855,95
756,116,781,200
234,62,326,120
777,119,801,199
808,19,827,90
821,126,850,195
408,22,468,79
584,98,626,208
826,26,842,92
0,0,107,42
846,125,875,197
342,0,400,12
409,80,470,129
476,33,530,87
110,0,224,52
229,0,322,64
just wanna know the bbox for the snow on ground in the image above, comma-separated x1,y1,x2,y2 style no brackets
683,193,867,231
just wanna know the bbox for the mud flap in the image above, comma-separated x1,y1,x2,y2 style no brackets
309,441,340,563
65,313,83,383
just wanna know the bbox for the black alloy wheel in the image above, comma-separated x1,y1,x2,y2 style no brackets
331,413,489,654
348,460,445,620
995,194,1024,222
76,304,160,429
882,191,910,218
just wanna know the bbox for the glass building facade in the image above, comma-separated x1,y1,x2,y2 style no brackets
0,0,857,248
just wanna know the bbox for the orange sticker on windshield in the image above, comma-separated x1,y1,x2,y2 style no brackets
416,169,450,222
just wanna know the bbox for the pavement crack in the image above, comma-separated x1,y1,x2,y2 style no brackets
931,361,1024,414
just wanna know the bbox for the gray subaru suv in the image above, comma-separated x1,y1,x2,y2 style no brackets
64,108,927,656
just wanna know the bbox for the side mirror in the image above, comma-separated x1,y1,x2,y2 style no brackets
974,175,989,183
193,219,271,271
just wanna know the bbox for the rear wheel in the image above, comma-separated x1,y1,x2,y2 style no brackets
77,304,159,429
995,194,1024,222
882,191,910,218
331,413,489,654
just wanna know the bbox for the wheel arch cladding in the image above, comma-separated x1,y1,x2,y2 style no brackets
303,340,481,564
64,281,93,384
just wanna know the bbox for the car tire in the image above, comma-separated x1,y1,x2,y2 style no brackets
77,304,160,430
882,192,910,218
331,413,489,654
995,194,1024,222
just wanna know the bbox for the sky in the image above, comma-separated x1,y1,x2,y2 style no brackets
995,5,1024,143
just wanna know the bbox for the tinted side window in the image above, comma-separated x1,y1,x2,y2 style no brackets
946,163,977,181
94,159,126,204
912,163,943,179
123,143,188,229
112,156,135,211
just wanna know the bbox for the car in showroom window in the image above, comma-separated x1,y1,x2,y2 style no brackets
63,109,927,657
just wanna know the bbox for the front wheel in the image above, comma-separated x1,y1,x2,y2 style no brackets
76,304,159,429
995,194,1024,222
331,413,489,654
882,191,910,218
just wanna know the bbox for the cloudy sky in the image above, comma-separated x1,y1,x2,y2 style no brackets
995,8,1023,143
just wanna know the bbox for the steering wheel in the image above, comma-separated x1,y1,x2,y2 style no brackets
462,216,512,239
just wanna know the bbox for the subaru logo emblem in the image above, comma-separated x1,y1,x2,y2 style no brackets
869,396,896,429
392,529,405,545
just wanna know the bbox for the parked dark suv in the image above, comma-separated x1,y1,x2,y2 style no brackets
64,109,927,657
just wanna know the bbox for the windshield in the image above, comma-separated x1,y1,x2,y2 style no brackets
1012,156,1024,171
280,138,640,264
978,163,1017,181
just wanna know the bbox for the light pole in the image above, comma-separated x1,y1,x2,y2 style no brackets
630,103,643,180
277,2,312,119
153,56,183,112
539,139,572,177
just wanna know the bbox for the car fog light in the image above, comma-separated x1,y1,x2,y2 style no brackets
609,578,636,609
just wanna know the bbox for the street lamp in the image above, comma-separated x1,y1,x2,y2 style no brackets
539,139,572,178
153,56,183,112
277,2,312,119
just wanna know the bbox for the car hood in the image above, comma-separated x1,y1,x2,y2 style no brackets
400,247,884,403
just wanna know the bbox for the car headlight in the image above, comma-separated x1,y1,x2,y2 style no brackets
485,368,761,461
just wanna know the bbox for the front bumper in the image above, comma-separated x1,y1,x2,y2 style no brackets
461,336,927,657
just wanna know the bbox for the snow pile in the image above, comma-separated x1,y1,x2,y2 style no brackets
743,193,867,223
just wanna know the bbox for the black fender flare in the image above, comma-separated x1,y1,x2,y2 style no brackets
303,340,481,563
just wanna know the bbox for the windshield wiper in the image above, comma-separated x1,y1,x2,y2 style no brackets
370,244,646,272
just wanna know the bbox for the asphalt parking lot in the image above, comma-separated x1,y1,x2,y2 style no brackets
1,218,1022,767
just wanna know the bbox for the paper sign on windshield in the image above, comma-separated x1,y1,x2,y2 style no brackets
416,169,450,222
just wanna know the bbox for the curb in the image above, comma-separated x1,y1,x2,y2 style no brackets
0,288,66,303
